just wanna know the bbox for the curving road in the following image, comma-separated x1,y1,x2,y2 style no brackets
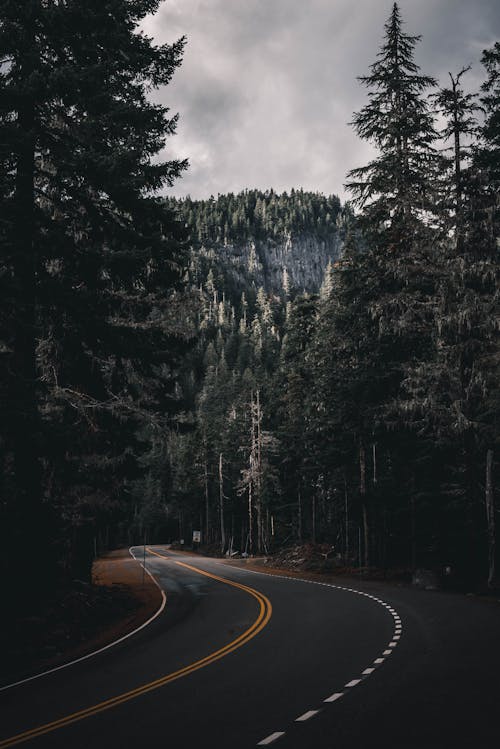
1,547,499,748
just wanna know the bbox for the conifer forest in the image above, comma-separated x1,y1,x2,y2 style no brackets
1,0,499,608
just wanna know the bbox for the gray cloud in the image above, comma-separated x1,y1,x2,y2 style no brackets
142,0,500,202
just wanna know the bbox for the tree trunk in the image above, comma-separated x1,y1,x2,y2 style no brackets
410,494,417,570
449,71,463,248
298,486,303,542
360,442,369,567
219,452,225,554
344,473,349,563
485,449,495,588
255,390,263,553
248,482,253,554
204,455,210,544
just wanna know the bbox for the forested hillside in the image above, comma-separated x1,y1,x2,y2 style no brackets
1,1,498,602
149,6,499,588
168,189,346,293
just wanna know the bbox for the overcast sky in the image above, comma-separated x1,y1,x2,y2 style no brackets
142,0,500,202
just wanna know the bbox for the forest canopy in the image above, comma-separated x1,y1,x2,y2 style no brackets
1,2,498,596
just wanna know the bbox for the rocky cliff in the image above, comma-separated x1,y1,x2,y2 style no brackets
209,231,343,293
170,189,346,298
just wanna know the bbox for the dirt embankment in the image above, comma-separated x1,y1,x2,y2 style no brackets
1,548,162,686
91,548,162,646
223,543,412,587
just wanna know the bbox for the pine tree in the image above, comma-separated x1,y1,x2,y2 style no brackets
476,42,500,251
278,294,319,543
343,6,448,568
0,0,188,590
346,2,439,252
432,66,480,246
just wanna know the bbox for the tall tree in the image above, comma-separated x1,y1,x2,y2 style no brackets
475,41,500,251
344,5,448,569
346,2,439,253
0,0,188,591
433,66,480,247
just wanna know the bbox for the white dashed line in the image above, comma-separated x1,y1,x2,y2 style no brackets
296,710,320,722
345,679,362,687
324,692,344,702
257,732,286,746
222,562,403,748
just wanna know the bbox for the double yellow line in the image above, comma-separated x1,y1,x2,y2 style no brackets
0,553,272,748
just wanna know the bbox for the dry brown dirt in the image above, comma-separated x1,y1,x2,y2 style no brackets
87,548,163,649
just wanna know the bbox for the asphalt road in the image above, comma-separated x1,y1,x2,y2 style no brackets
1,547,499,748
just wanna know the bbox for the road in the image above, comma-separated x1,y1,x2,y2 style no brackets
1,547,499,748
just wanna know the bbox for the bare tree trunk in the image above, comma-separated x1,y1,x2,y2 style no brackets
360,442,369,567
486,449,495,588
248,482,253,554
219,452,225,554
204,456,210,544
298,486,303,542
410,494,417,570
344,473,349,563
255,390,263,553
312,494,316,544
372,442,377,485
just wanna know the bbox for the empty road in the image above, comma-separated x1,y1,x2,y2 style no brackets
1,547,499,748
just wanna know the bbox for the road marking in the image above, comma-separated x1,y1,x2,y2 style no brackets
295,710,320,722
257,732,285,745
324,692,344,702
0,548,166,694
0,553,272,749
170,552,404,749
345,679,361,687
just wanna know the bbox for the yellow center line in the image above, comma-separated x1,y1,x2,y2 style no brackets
0,551,272,748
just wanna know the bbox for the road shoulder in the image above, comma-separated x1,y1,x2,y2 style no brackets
1,548,162,688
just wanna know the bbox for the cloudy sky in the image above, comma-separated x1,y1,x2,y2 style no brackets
142,0,500,202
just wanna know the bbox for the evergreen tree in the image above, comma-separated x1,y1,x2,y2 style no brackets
433,66,480,246
0,0,188,590
346,2,439,252
344,5,448,567
476,42,500,251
